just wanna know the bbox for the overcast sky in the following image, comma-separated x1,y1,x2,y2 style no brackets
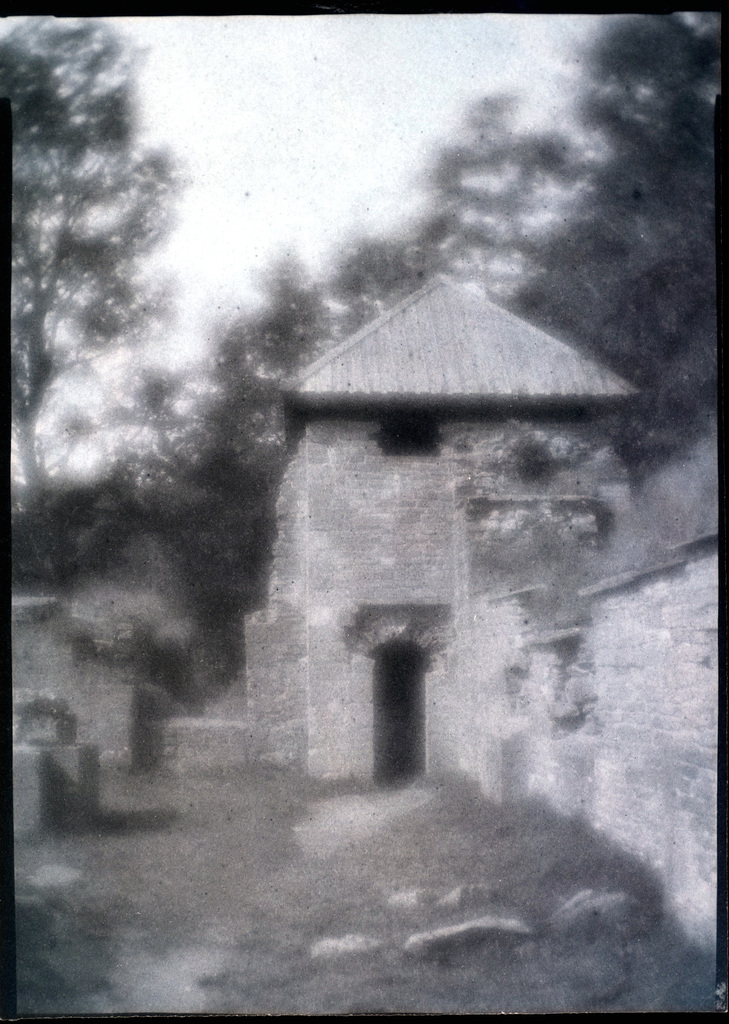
102,15,603,358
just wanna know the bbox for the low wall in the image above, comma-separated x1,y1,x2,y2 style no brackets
12,598,134,763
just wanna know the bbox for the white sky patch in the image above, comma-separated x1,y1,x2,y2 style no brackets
101,14,603,360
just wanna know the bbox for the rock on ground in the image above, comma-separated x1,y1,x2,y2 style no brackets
550,889,637,939
437,883,495,911
310,934,382,959
386,888,433,909
404,915,533,959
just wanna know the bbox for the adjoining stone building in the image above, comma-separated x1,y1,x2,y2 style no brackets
245,277,718,945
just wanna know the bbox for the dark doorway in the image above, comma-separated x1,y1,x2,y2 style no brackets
373,639,428,786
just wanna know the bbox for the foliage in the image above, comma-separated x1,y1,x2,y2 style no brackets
405,15,717,472
514,14,718,470
112,257,333,695
11,470,143,593
2,17,177,490
326,234,445,339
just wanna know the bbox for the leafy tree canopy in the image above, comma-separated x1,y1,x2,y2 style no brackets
2,17,177,491
325,13,718,473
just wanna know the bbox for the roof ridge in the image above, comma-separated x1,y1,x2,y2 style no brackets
294,276,448,385
294,274,636,397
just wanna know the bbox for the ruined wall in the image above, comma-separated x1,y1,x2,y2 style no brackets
443,593,529,797
12,603,133,762
245,448,310,765
495,552,719,946
245,414,624,775
450,594,600,808
447,549,718,946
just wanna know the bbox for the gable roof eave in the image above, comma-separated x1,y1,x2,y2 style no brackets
293,277,637,401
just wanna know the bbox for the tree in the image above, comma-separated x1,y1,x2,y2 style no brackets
515,14,718,470
421,96,585,298
327,233,446,339
321,15,718,475
122,256,331,695
2,17,177,491
412,14,718,473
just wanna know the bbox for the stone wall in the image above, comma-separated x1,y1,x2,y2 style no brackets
429,549,719,945
487,551,719,947
245,452,309,765
586,553,718,946
245,413,624,774
12,601,134,763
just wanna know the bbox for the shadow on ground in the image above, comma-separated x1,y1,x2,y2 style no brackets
94,807,180,834
13,764,720,1014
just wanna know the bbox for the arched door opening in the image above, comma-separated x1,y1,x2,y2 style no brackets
373,639,428,786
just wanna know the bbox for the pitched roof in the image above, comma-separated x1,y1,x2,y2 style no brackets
296,277,636,401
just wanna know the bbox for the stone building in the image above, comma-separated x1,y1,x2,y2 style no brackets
245,276,636,778
245,277,718,944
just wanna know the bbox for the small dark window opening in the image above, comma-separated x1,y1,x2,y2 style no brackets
552,633,582,665
505,662,528,699
514,438,557,483
377,410,440,455
373,639,428,786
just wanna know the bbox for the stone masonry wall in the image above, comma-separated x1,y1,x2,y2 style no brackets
245,414,624,775
442,550,718,946
586,554,718,947
12,607,133,762
245,452,309,765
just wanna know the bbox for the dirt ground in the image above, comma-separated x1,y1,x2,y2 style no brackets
13,761,719,1015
